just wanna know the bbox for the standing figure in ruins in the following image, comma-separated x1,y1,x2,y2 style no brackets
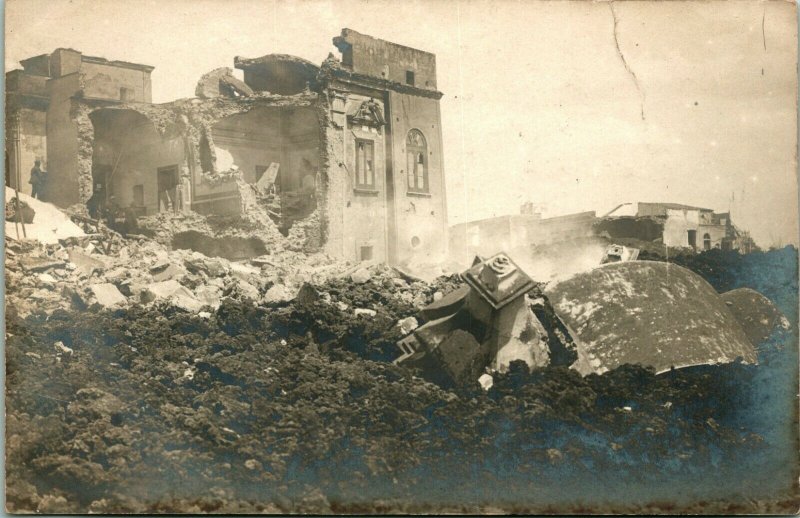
158,167,179,212
28,160,46,199
86,184,105,220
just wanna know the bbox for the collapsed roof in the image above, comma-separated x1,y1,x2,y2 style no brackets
195,67,255,99
233,54,320,95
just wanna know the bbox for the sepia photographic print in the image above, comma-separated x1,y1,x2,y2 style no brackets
3,0,799,514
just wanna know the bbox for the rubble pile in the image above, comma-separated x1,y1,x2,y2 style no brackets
5,247,798,513
4,193,798,513
4,223,355,319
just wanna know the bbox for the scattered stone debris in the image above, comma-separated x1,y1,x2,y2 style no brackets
5,196,35,223
3,206,356,319
601,243,640,264
4,198,798,514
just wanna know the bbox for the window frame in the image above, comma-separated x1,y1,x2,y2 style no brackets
406,129,429,194
354,138,376,189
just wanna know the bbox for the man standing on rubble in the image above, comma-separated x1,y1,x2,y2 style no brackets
28,160,46,199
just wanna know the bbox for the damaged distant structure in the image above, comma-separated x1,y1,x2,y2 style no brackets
448,203,597,264
5,29,448,267
598,202,755,252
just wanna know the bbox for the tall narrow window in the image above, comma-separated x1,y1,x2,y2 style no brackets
703,233,711,250
406,129,428,193
406,70,415,86
355,139,375,188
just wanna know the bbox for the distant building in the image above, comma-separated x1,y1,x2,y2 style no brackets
602,202,741,251
5,30,448,267
449,206,596,264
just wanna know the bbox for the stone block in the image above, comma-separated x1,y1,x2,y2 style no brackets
89,283,127,308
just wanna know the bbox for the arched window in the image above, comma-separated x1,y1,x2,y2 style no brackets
703,233,711,250
406,129,428,193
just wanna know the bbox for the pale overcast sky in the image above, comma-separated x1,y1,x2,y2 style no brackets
6,0,799,246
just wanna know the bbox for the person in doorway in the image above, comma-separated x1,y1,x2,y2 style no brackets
105,196,122,228
29,160,46,199
158,168,179,213
86,184,105,220
122,203,140,235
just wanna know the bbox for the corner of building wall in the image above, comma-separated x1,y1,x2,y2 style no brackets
436,99,448,261
318,90,347,261
73,102,95,203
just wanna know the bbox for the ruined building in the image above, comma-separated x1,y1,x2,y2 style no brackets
5,29,448,267
599,202,742,251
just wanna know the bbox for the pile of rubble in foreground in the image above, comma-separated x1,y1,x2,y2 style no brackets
4,199,799,513
5,221,441,323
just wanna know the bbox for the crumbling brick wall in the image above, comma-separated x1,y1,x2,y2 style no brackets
74,92,331,250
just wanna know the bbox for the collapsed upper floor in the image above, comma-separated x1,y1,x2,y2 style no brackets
7,48,154,110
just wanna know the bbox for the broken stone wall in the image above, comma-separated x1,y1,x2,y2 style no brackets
210,105,321,221
447,217,513,267
593,216,664,242
318,89,347,260
333,28,438,91
73,93,330,252
89,108,185,214
45,74,83,206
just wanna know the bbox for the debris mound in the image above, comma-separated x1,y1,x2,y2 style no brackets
5,187,85,244
545,261,757,374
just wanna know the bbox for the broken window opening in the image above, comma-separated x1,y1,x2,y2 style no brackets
687,229,697,249
120,87,134,102
199,133,214,173
355,139,375,188
360,245,374,261
406,70,415,86
406,129,428,193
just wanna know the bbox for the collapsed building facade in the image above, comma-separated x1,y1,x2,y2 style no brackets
5,29,448,267
599,202,746,251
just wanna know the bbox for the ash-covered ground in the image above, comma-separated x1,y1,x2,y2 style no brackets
5,246,799,514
